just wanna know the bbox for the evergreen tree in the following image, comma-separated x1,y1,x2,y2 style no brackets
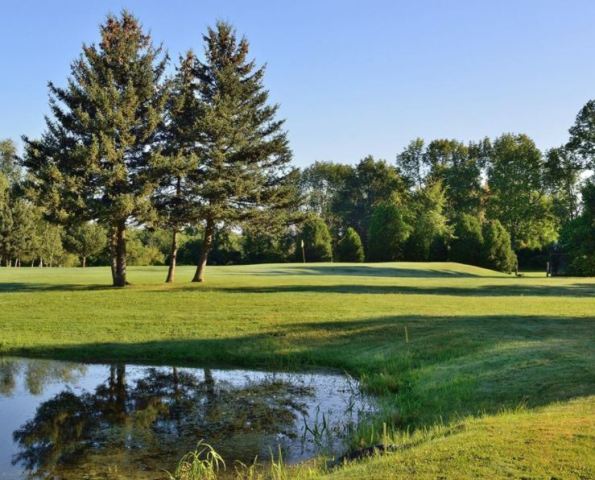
299,216,333,262
23,11,167,286
367,202,411,261
187,22,295,282
336,227,364,262
449,214,484,266
153,52,200,282
481,219,517,273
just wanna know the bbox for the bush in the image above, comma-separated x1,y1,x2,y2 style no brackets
481,220,517,273
368,202,411,261
336,227,364,262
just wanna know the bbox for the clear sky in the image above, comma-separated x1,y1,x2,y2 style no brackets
1,0,594,167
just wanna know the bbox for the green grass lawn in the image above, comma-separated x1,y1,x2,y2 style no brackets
1,262,594,478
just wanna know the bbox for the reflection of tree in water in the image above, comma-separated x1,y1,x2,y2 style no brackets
12,366,315,478
0,358,86,397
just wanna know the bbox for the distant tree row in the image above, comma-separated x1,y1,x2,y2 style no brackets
299,124,594,274
1,11,594,281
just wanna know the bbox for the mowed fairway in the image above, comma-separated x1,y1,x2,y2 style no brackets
1,263,594,478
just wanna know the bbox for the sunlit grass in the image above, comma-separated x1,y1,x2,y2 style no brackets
1,262,594,478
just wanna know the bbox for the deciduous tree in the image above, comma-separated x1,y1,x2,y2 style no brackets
486,134,557,251
367,202,411,261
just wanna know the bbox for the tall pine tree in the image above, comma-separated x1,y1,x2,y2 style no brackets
23,12,167,286
153,51,200,283
188,22,294,282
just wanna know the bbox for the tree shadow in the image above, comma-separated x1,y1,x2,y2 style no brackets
0,282,111,293
227,264,487,278
6,313,594,429
201,282,595,298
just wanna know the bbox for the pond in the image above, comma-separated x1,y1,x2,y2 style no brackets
0,357,375,479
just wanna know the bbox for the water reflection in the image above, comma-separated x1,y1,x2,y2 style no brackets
0,358,374,479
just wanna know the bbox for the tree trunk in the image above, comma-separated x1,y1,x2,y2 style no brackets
82,256,86,268
39,258,43,268
165,229,179,283
192,219,214,283
113,222,127,287
109,228,118,285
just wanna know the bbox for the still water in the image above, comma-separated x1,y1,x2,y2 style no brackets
0,357,374,479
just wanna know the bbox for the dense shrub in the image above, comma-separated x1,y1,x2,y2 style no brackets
449,214,484,265
336,227,365,262
481,220,517,273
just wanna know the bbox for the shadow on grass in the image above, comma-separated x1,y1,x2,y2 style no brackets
1,279,594,297
5,313,593,428
0,282,112,293
227,265,486,278
200,282,595,298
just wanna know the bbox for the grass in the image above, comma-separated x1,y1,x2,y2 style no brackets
1,262,594,478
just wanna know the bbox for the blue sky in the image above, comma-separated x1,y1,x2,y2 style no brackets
1,1,594,166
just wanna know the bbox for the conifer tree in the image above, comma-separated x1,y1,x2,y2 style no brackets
188,22,294,282
23,11,167,286
481,219,517,273
153,52,200,282
449,214,484,266
299,216,333,262
336,227,365,262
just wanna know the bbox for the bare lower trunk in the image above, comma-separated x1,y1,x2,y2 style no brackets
165,229,179,283
82,256,86,268
113,222,127,287
192,219,214,283
109,228,117,285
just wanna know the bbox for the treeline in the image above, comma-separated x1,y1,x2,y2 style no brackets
0,11,594,282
